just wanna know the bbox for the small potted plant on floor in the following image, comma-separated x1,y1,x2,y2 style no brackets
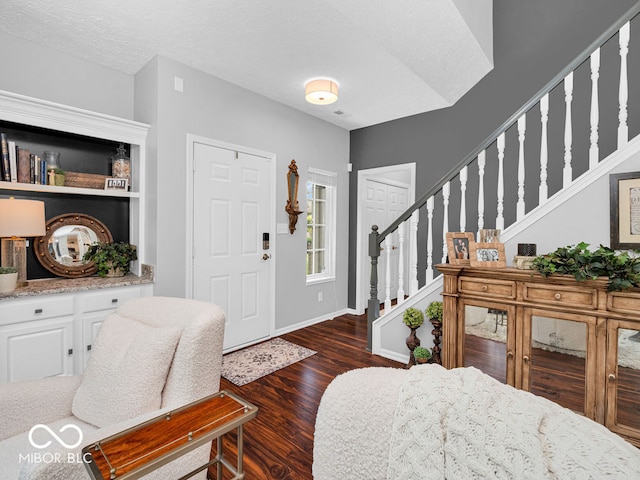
83,241,137,277
0,266,19,293
412,346,432,364
403,307,424,367
426,300,444,365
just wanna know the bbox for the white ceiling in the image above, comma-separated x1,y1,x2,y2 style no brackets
0,0,493,131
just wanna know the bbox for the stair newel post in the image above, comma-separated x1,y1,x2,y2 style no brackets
367,225,380,351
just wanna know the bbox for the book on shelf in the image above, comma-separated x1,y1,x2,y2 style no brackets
17,147,31,183
8,140,17,182
0,132,10,182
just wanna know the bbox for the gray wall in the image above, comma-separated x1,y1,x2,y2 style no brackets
348,0,640,308
0,32,133,119
134,56,350,332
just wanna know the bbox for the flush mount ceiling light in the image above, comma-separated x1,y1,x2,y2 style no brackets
305,79,339,105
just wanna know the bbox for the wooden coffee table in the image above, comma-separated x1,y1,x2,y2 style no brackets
82,390,258,480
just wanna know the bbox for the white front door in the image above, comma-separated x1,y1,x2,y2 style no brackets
192,140,273,351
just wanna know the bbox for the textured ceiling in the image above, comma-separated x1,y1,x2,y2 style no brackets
0,0,493,130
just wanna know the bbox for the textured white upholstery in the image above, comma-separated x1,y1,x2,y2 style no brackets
0,296,225,480
313,365,640,480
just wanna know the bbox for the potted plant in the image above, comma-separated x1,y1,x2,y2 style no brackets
0,266,19,293
53,168,65,186
426,300,444,365
403,307,424,367
83,242,137,277
412,346,432,364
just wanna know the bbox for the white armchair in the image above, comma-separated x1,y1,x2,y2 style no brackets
0,296,225,480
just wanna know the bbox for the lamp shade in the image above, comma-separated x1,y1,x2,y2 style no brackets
305,79,339,105
0,198,46,238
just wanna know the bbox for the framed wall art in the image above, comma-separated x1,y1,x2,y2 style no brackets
610,171,640,249
470,242,506,268
446,232,474,265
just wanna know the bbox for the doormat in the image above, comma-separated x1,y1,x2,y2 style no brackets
221,338,317,386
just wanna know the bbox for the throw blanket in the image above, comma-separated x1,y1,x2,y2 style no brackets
387,365,640,480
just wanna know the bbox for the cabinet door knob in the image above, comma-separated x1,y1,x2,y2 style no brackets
608,373,616,382
554,293,562,300
481,285,488,291
523,355,530,363
507,351,514,358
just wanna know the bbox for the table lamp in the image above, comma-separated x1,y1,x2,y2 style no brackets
0,197,46,285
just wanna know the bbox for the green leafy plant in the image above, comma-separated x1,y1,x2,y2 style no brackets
402,307,424,328
83,242,137,277
426,300,443,321
53,168,65,175
413,346,432,362
532,242,640,292
0,266,18,274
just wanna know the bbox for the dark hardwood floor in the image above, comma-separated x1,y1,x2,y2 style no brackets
209,313,404,479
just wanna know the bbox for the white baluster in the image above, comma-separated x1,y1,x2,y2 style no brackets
539,93,549,203
397,222,405,305
563,72,574,187
426,197,434,282
442,182,450,263
459,166,467,232
517,114,526,220
384,235,391,312
410,210,419,293
589,48,600,169
477,150,486,241
619,22,630,148
496,133,505,231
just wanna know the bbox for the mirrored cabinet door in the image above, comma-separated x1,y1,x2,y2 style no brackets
462,301,516,386
606,320,640,439
522,308,597,418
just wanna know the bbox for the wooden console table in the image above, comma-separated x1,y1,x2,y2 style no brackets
438,264,640,447
82,391,258,480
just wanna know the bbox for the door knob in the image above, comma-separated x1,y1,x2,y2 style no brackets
262,254,271,260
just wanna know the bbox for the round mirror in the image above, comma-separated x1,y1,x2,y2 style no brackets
35,213,113,277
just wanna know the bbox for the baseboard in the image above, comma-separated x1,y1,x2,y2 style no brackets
274,308,351,337
376,347,409,365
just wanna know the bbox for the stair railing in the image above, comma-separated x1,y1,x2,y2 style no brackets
367,1,640,350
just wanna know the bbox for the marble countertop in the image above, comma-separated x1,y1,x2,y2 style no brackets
0,264,154,300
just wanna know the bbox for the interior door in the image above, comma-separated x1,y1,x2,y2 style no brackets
361,179,409,303
192,142,272,351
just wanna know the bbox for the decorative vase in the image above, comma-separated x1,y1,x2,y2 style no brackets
405,326,421,368
430,318,443,365
0,272,18,293
43,151,61,171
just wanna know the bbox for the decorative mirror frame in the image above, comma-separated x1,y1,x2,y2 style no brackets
285,159,303,234
35,213,113,278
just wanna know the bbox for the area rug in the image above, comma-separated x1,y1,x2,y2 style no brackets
221,338,317,386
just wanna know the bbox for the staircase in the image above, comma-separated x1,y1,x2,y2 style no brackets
367,2,640,362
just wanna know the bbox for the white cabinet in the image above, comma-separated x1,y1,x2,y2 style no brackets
0,284,152,383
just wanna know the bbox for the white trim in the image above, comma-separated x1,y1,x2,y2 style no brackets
355,163,416,314
185,134,277,341
274,307,351,337
306,167,337,284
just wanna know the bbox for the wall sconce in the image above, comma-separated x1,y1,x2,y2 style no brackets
0,197,46,285
305,79,339,105
285,160,302,234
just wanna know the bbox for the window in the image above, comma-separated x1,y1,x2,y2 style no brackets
306,168,337,283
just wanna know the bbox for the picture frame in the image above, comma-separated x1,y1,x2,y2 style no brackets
470,242,506,268
446,232,474,265
104,178,129,191
610,171,640,249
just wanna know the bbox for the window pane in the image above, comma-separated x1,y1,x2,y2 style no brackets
307,182,313,200
314,250,325,274
315,226,325,249
315,200,326,224
306,252,313,275
307,226,313,249
315,184,326,200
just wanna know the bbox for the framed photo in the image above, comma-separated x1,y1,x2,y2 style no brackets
446,232,474,265
470,242,506,268
610,171,640,249
104,178,129,191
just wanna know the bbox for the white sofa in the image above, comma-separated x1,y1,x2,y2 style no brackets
313,364,640,480
0,296,225,480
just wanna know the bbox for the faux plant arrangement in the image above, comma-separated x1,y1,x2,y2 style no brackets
426,300,443,321
83,242,137,277
402,307,425,328
532,242,640,292
53,168,65,186
0,266,19,293
412,346,432,364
